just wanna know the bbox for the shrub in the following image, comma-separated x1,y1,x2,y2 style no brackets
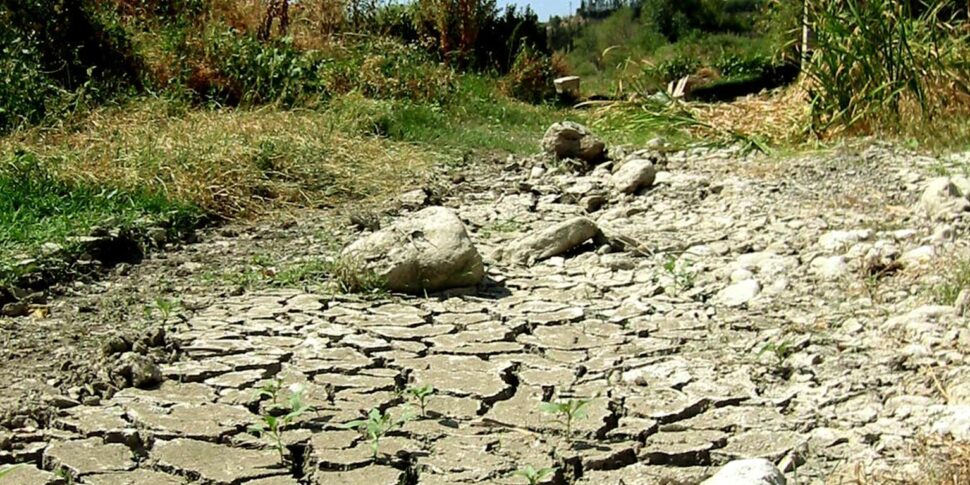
503,45,568,103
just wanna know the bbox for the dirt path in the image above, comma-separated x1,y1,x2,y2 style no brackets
1,141,968,484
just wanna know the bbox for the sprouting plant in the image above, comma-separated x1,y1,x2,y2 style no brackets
147,297,182,324
540,398,590,439
342,408,414,459
759,339,795,363
250,383,312,464
662,255,695,294
255,378,283,405
54,467,74,484
513,464,555,485
404,384,435,417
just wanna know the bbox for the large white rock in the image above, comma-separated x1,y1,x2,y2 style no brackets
504,217,600,265
612,158,657,194
701,458,786,485
342,207,484,293
540,121,606,163
919,177,970,221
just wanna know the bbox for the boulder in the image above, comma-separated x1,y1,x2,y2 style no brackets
342,206,484,293
504,217,600,265
612,158,657,194
700,458,786,485
919,177,970,221
541,122,606,163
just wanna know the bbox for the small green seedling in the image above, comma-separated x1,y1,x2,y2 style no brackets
513,465,555,485
404,384,435,416
540,398,590,439
147,297,182,324
255,378,283,405
662,255,695,294
342,408,414,459
250,383,312,464
759,339,795,363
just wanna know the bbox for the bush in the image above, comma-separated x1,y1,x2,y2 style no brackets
0,33,61,132
503,46,568,104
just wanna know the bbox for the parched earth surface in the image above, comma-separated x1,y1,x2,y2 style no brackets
1,140,969,484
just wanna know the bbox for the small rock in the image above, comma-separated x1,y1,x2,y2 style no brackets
398,188,429,210
700,458,786,485
580,195,607,213
612,158,657,194
541,121,606,164
919,177,970,221
730,268,755,283
811,256,848,281
102,336,131,356
504,217,600,265
530,166,545,179
115,353,163,389
1,301,28,317
900,245,935,266
716,280,761,307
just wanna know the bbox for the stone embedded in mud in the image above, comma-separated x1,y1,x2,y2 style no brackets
612,158,658,194
919,176,970,221
541,121,606,163
502,217,600,265
700,458,787,485
342,206,485,293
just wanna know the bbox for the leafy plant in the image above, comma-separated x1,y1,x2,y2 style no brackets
932,259,970,306
404,384,435,416
255,378,284,405
759,339,795,363
151,297,180,324
342,408,414,459
663,255,695,294
250,383,312,463
540,398,589,439
513,464,555,485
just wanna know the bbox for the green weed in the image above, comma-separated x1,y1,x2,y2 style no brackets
147,297,182,324
662,255,696,295
250,382,312,464
759,339,795,364
932,259,970,306
404,384,435,417
513,464,555,485
342,408,414,459
540,398,590,440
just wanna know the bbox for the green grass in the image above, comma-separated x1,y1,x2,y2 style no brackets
933,259,970,306
0,75,566,286
0,150,200,284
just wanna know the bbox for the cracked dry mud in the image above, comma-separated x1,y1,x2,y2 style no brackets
2,141,970,484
